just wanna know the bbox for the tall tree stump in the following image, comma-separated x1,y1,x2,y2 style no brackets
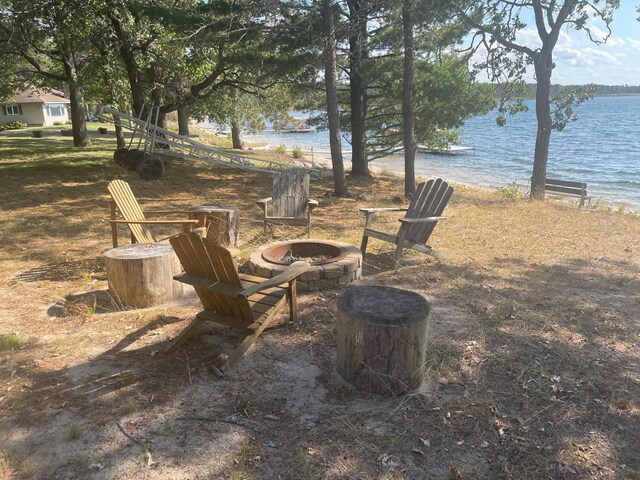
103,243,183,308
336,286,430,395
188,205,240,246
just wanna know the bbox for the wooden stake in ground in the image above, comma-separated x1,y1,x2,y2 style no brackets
104,243,184,308
336,286,430,395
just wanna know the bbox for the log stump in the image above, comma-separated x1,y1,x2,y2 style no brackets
188,205,240,246
336,286,430,395
103,243,183,308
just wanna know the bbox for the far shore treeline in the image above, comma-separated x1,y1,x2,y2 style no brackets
514,84,640,98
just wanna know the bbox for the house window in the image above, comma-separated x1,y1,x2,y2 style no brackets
46,104,66,116
4,105,22,115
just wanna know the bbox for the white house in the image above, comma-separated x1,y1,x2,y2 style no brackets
0,88,70,126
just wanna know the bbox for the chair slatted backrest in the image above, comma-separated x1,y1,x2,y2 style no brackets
272,170,310,218
107,180,156,244
404,178,454,245
169,232,254,324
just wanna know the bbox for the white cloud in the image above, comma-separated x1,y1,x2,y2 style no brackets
467,18,640,84
606,36,625,47
626,38,640,49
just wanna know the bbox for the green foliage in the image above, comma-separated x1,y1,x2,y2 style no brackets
365,52,495,157
550,85,597,131
275,144,287,155
291,146,304,158
53,121,64,126
465,1,619,131
0,121,27,131
498,182,525,199
0,333,23,351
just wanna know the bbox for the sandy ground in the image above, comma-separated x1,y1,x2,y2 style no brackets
1,129,639,479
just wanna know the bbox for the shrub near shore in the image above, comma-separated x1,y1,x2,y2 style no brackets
0,130,639,479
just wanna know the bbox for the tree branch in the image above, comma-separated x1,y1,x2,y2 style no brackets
457,8,536,57
531,0,548,41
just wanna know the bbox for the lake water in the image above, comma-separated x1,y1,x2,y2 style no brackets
218,95,640,209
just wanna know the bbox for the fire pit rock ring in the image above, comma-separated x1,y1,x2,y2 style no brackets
249,239,362,291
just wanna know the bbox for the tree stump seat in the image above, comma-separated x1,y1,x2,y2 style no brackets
336,286,430,395
103,243,184,308
188,205,240,247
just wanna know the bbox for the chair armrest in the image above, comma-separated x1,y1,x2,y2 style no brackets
398,216,446,224
110,219,200,225
143,210,197,216
360,207,408,213
238,261,310,298
173,273,244,296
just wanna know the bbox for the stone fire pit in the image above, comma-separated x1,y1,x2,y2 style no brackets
249,239,362,291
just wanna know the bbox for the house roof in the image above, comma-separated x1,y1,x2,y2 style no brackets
0,87,70,105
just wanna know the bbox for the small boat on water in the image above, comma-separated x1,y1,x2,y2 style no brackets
417,145,475,155
280,123,312,133
274,117,313,133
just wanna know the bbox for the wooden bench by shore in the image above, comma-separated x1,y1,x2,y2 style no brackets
543,178,592,209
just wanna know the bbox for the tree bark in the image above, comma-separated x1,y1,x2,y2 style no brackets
347,0,369,177
151,88,167,129
336,286,430,394
109,14,145,114
66,81,91,147
61,40,91,148
402,0,416,197
323,0,349,197
231,122,244,150
177,106,190,136
531,51,553,200
230,85,244,149
104,243,184,308
113,114,126,148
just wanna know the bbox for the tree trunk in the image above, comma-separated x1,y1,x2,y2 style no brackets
59,47,89,148
113,114,126,148
151,88,167,129
59,36,91,147
347,0,369,177
323,0,349,197
177,106,190,136
109,14,146,114
402,0,416,197
67,81,91,147
231,122,244,150
230,86,244,149
531,52,553,200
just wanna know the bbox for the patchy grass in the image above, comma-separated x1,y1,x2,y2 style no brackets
0,129,638,479
0,334,23,352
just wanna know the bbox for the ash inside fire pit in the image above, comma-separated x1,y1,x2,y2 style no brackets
262,241,346,266
282,251,334,264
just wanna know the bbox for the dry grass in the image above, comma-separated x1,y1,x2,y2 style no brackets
0,126,639,479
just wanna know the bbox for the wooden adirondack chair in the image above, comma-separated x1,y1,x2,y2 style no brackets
256,170,318,237
167,232,309,372
107,179,203,247
360,178,454,267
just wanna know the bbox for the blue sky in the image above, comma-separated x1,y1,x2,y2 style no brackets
547,2,640,84
473,2,640,85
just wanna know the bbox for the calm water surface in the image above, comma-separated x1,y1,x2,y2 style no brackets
235,96,640,209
